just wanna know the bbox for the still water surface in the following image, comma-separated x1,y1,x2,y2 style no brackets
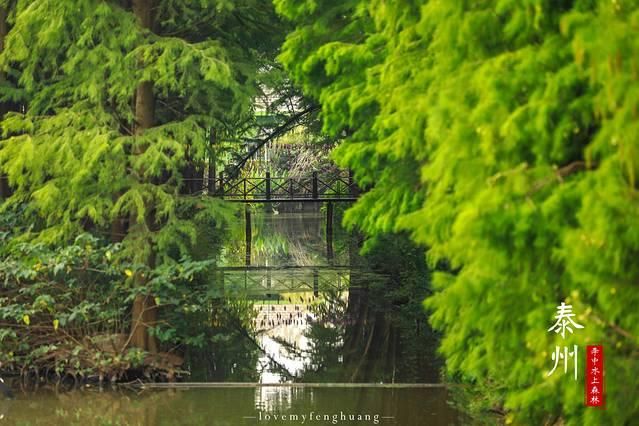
2,207,463,425
3,386,459,425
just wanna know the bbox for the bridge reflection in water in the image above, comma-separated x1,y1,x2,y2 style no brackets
197,207,442,388
217,265,352,297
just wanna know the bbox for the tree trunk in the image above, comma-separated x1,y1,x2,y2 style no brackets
131,294,158,352
110,216,127,242
132,0,153,30
128,0,158,353
135,81,154,130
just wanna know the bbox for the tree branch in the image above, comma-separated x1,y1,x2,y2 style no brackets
224,104,320,180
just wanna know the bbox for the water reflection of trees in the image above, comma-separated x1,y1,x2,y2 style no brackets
223,210,349,267
184,210,352,382
180,297,260,382
253,212,324,266
300,235,442,384
3,388,258,426
193,213,443,385
3,386,459,426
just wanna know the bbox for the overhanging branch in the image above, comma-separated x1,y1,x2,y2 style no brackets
225,104,320,180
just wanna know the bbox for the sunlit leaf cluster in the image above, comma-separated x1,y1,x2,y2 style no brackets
277,0,639,423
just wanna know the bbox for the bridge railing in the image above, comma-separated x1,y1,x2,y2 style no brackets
214,171,358,201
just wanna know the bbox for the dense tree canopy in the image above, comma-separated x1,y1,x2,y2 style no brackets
277,0,639,424
0,0,283,358
0,0,637,423
1,0,279,247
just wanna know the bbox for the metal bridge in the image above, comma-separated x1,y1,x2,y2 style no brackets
206,171,359,203
182,171,360,266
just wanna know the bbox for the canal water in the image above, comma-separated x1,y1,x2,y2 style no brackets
1,205,463,425
2,386,458,425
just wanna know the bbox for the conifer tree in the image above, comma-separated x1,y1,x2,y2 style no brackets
277,0,639,423
0,0,282,352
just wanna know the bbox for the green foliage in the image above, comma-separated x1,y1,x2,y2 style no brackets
278,0,639,424
0,0,280,255
0,229,131,375
0,0,284,375
0,216,217,378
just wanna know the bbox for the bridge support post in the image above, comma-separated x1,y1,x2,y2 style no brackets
326,202,334,262
265,171,272,212
266,171,271,200
209,170,216,194
245,206,251,266
313,269,319,297
289,178,294,200
312,172,318,199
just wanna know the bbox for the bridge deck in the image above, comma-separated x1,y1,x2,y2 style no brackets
218,265,351,271
222,197,357,203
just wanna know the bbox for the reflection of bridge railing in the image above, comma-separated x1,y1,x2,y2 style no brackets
211,171,358,202
218,266,352,296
